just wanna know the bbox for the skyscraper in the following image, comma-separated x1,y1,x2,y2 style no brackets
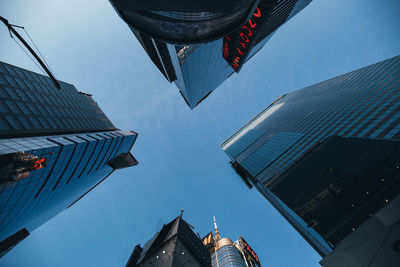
221,55,400,266
125,215,211,267
110,0,313,109
0,61,138,257
202,217,260,267
211,238,246,267
108,0,257,44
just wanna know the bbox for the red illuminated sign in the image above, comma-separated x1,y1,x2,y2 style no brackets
239,236,260,266
223,6,266,72
34,158,47,170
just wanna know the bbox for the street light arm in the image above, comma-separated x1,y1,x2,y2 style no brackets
0,16,61,89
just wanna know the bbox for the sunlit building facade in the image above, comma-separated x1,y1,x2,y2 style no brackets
110,0,313,109
211,239,246,267
222,55,400,265
203,218,260,267
0,61,138,257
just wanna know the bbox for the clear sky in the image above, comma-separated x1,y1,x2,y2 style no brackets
0,0,399,266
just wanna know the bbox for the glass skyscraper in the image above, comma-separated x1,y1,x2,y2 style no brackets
0,61,138,257
203,218,260,267
110,0,313,109
211,239,246,267
221,55,400,263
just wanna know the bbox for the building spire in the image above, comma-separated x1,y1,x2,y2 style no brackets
213,216,221,241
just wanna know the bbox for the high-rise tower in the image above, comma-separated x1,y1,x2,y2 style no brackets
221,55,400,266
125,215,211,267
203,217,261,267
0,61,138,257
110,0,313,109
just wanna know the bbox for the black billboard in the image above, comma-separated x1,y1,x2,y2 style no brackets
223,3,271,72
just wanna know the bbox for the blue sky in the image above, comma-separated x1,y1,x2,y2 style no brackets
0,0,399,266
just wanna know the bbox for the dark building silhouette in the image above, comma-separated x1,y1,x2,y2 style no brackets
110,0,313,109
126,215,211,267
222,55,400,266
0,61,138,257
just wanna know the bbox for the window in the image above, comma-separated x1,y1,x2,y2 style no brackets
17,116,33,130
5,101,21,114
3,64,17,76
16,102,30,115
28,116,43,129
0,75,7,85
5,116,21,130
4,87,19,100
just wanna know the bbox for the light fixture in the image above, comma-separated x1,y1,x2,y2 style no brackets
385,199,389,203
163,251,166,254
156,256,159,259
182,251,185,255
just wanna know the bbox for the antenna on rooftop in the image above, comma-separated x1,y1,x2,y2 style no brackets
0,16,61,89
213,216,221,241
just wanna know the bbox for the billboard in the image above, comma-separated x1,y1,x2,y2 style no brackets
222,3,270,72
238,236,261,266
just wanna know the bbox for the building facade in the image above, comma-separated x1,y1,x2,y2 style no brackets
221,55,400,263
126,216,211,267
203,218,260,267
0,61,138,257
0,61,115,137
211,238,247,267
110,0,313,109
235,236,261,267
108,0,257,44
